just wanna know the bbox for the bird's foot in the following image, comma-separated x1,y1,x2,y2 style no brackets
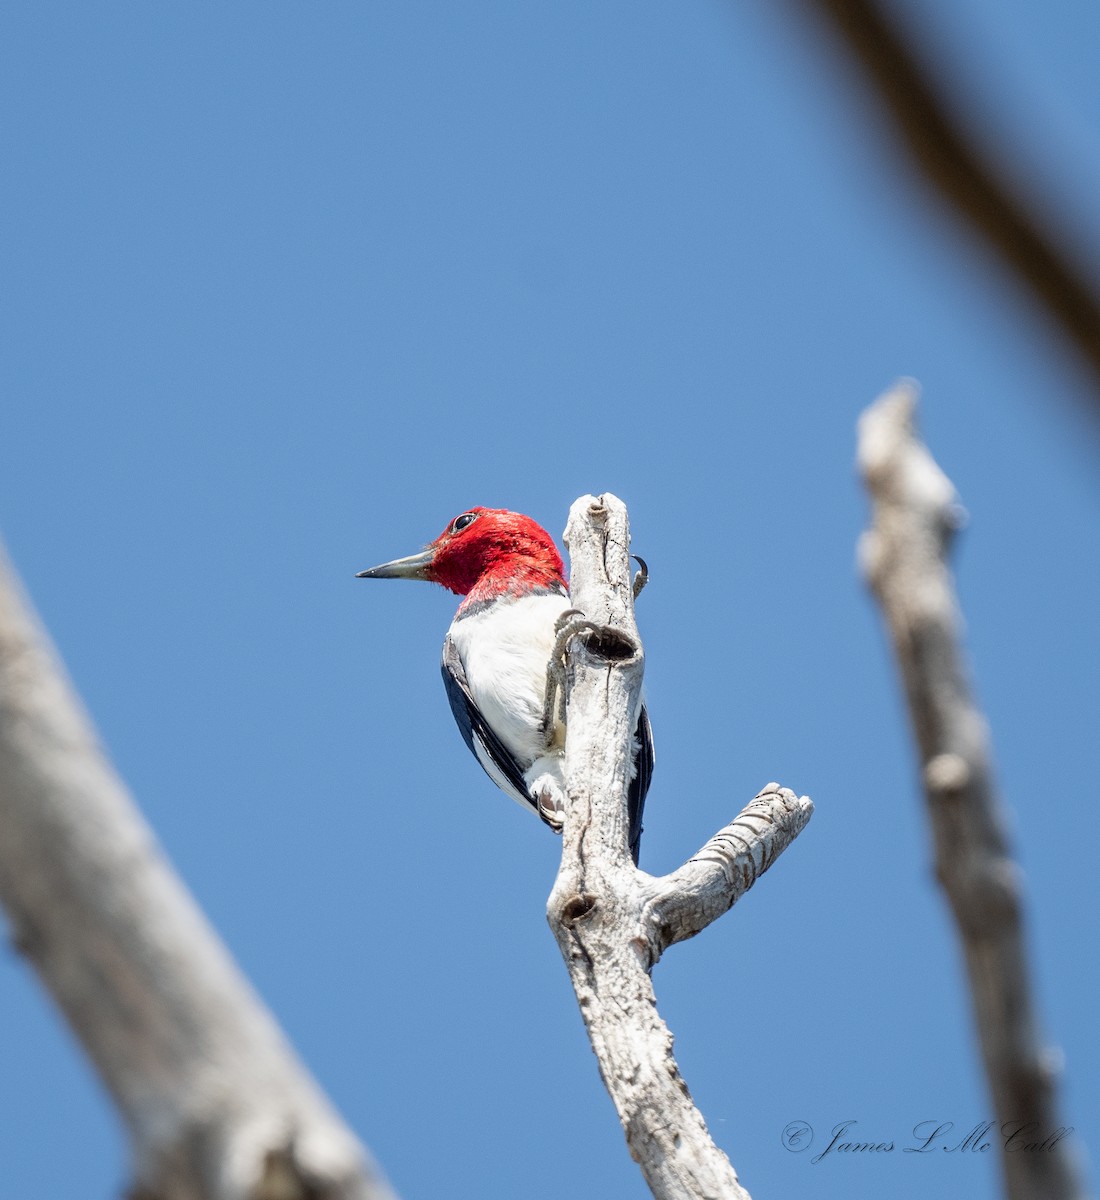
540,610,601,745
527,757,566,832
551,609,602,662
533,783,565,833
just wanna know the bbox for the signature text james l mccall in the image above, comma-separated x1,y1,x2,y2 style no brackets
782,1119,1074,1164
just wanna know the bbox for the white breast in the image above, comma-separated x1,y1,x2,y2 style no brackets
447,591,571,769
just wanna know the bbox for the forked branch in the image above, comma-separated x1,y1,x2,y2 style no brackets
547,493,812,1200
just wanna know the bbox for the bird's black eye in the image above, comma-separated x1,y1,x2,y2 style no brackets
451,512,478,534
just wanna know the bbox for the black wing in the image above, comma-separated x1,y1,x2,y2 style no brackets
628,704,654,866
441,635,539,816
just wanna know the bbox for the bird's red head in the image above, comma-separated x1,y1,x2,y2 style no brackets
426,508,566,599
357,507,567,606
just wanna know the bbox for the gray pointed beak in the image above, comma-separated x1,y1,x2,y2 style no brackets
355,548,435,581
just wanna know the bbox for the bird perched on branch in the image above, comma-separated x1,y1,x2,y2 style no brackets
357,507,653,862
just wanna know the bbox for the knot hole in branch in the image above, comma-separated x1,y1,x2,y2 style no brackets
257,1146,325,1200
578,627,637,662
560,893,598,927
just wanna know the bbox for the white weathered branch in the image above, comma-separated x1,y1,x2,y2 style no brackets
858,382,1086,1200
644,784,813,964
0,545,396,1200
547,494,812,1200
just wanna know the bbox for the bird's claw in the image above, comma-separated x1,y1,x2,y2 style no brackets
631,555,649,601
534,785,565,833
553,608,586,634
551,612,602,660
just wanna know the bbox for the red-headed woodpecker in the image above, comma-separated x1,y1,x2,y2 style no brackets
357,507,653,862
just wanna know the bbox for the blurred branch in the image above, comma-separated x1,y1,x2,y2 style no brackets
0,544,396,1200
858,382,1087,1200
801,0,1100,395
547,493,812,1200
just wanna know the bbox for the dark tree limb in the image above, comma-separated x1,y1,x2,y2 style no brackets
799,0,1100,397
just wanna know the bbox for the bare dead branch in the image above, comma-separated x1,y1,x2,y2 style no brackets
645,783,812,964
547,493,812,1200
799,0,1100,396
0,544,396,1200
858,382,1086,1200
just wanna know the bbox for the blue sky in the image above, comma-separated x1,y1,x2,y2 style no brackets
1,3,1098,1198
